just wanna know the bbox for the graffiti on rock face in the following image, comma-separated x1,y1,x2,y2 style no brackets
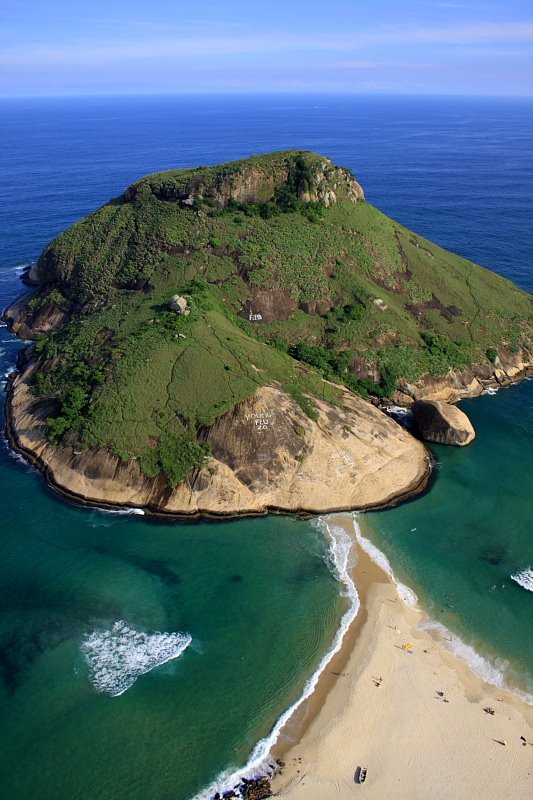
244,410,272,433
330,449,356,476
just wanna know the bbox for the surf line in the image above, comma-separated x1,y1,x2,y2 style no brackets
191,515,361,800
353,512,533,706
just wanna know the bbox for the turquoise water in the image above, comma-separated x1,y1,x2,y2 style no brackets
0,488,345,799
1,95,532,798
365,379,533,696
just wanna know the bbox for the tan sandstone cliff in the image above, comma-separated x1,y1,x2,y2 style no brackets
6,364,430,518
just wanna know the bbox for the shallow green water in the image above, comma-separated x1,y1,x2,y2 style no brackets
365,379,533,696
0,468,344,799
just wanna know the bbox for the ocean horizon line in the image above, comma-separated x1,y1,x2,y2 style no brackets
2,91,533,101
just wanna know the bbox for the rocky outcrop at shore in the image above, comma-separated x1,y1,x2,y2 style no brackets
412,399,475,446
214,774,273,799
3,294,66,340
21,264,40,286
395,347,533,405
6,362,430,519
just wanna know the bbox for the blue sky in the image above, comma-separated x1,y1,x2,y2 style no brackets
1,0,532,96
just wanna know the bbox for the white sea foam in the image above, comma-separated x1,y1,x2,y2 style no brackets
81,620,192,697
13,261,34,274
1,436,36,472
3,364,16,379
353,513,533,705
0,262,32,284
6,449,29,466
191,515,361,800
482,386,499,396
383,405,410,417
95,506,146,516
382,405,413,430
418,618,533,705
511,567,533,593
352,514,419,608
87,507,146,528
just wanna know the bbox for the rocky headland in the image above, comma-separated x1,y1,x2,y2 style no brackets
3,151,532,517
5,358,430,517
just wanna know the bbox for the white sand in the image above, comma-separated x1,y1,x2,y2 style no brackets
272,515,533,800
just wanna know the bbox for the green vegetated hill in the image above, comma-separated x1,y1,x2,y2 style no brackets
26,150,532,485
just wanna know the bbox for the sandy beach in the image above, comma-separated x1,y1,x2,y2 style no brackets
271,513,533,800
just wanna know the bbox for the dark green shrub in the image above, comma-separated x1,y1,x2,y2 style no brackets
486,347,498,365
141,433,211,487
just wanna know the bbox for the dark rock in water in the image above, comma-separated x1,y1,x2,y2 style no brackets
21,264,40,286
238,777,273,799
412,400,475,446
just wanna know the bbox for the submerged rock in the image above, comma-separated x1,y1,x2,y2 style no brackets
412,400,475,446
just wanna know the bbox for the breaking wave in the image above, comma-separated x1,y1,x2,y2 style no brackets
191,515,360,800
81,621,192,697
418,618,533,705
382,405,413,430
352,513,419,608
353,513,533,705
511,567,533,593
95,506,145,516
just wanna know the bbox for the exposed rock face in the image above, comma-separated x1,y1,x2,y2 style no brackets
394,348,533,405
412,400,475,446
169,295,189,314
242,287,298,324
127,156,364,211
6,365,430,518
21,264,40,286
3,295,66,340
299,299,334,316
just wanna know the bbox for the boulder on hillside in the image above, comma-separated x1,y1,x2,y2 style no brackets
412,400,475,446
169,295,189,315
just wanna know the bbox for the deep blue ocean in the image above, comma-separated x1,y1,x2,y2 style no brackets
0,95,532,799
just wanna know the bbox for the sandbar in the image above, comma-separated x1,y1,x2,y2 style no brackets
272,513,533,800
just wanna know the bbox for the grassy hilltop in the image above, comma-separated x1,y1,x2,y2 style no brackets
24,150,532,486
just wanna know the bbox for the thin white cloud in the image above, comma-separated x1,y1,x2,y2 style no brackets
377,21,533,44
334,61,382,69
1,21,533,67
337,60,441,70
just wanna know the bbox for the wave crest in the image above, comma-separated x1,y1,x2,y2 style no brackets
511,567,533,592
81,621,192,697
352,515,419,608
353,513,533,705
191,515,360,800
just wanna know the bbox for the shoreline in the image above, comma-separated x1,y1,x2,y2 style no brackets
4,348,532,525
2,280,532,524
270,513,533,800
3,367,432,523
